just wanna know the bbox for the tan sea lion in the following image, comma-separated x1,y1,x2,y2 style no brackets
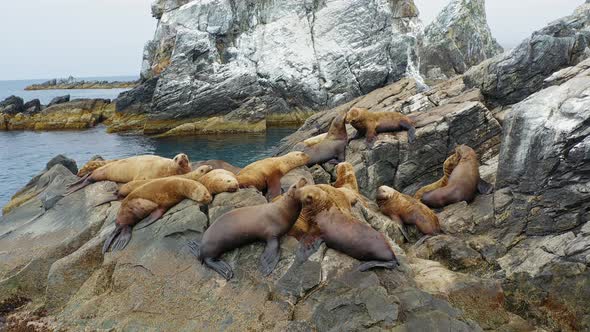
414,151,461,200
333,162,359,192
376,185,441,239
102,177,212,253
300,113,348,166
187,178,309,280
192,159,241,175
66,154,192,195
302,133,327,147
237,151,310,199
198,169,239,194
345,107,415,144
295,187,400,271
77,158,118,177
421,145,494,208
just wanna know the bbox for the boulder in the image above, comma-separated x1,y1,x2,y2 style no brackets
419,0,503,82
23,99,41,115
47,95,70,107
0,95,24,115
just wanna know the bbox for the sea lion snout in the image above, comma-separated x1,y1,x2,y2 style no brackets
376,185,396,200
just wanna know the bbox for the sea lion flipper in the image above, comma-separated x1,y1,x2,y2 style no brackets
399,119,416,143
111,226,132,252
266,174,282,200
65,173,94,195
186,240,200,258
93,192,120,207
477,178,494,194
135,207,166,230
260,238,280,276
295,235,324,263
358,260,399,272
102,225,123,254
204,258,234,280
413,234,433,248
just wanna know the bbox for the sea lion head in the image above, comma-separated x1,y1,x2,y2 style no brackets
202,169,239,194
189,182,212,205
186,165,213,180
443,151,461,176
336,162,354,177
282,151,311,169
454,145,476,160
328,113,347,135
376,185,399,201
286,177,308,198
345,107,366,124
173,153,190,169
298,186,328,206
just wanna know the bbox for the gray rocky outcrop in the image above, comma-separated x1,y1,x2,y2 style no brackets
47,95,70,107
0,95,24,115
23,99,41,115
419,0,503,82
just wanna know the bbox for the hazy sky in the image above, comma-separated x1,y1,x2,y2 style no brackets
0,0,584,80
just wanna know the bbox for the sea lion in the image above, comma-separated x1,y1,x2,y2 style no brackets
77,158,117,177
421,145,494,208
66,154,192,195
300,113,348,166
94,165,213,206
102,177,212,253
414,151,461,200
192,160,242,175
295,188,400,271
198,169,239,194
302,133,327,147
333,162,359,192
376,185,441,239
345,107,416,144
187,178,309,280
236,151,310,199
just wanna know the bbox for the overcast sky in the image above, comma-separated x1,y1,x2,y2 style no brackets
0,0,584,80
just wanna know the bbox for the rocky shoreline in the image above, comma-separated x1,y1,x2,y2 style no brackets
24,77,137,91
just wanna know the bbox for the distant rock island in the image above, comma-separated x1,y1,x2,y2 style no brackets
24,76,138,90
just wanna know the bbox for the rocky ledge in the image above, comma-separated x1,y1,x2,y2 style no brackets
0,96,114,131
24,76,137,91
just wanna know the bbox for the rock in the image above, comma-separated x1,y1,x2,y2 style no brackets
308,165,332,185
47,95,70,107
23,99,41,115
414,235,484,271
280,167,315,193
208,188,267,223
419,0,503,82
46,154,78,175
0,95,24,115
464,2,590,106
115,0,424,135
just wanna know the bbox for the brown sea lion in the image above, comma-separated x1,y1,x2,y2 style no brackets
192,160,241,175
376,185,440,238
421,145,494,208
77,158,118,177
102,177,212,253
198,169,239,194
94,165,214,206
295,187,400,271
345,107,416,144
301,113,348,166
187,178,309,280
237,151,310,199
414,151,461,200
66,154,192,195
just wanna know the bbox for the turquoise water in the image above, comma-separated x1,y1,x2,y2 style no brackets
0,126,295,207
0,76,136,104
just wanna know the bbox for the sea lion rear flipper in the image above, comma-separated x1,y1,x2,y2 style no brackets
413,234,432,248
187,240,200,258
65,173,94,195
477,178,494,194
260,238,280,276
400,119,416,143
102,225,131,254
266,174,282,200
93,192,120,207
135,208,166,230
295,235,324,263
111,226,132,252
204,258,234,280
358,260,399,272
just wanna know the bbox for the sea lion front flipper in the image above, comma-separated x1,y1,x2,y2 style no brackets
135,207,166,230
260,237,280,276
358,260,399,272
477,178,494,194
413,234,432,248
266,174,282,200
399,119,416,143
204,258,234,280
65,173,94,195
295,235,324,263
93,192,120,207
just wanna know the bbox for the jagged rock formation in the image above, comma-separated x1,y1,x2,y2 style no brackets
419,0,503,82
114,0,423,135
24,76,137,91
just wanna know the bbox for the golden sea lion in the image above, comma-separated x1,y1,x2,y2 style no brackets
187,178,309,280
102,177,212,253
66,154,192,195
77,158,118,177
333,162,359,192
414,151,461,200
345,107,416,144
295,187,400,271
421,145,494,208
198,169,239,194
236,151,310,199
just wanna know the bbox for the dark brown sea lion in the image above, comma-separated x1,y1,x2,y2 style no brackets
102,177,212,253
66,154,192,195
345,107,416,144
192,159,242,175
300,113,348,166
421,145,493,208
295,187,400,271
376,185,440,237
187,178,309,280
237,151,310,200
414,151,461,200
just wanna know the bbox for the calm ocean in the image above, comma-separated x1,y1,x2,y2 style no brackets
0,77,295,207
